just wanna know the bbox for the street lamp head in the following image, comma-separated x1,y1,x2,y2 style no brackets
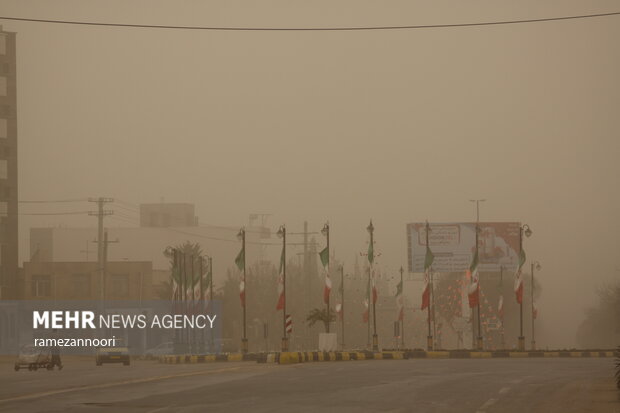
321,222,329,237
534,261,542,271
236,228,244,241
523,224,533,238
276,225,285,239
367,220,374,234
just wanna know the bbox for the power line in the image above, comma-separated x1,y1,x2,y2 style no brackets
0,11,618,31
18,211,91,216
19,198,88,203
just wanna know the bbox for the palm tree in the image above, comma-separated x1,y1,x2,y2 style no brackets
306,308,336,333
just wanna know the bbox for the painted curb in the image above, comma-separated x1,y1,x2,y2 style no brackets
159,353,258,364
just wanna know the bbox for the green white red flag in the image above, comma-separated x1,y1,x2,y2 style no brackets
319,247,331,304
421,244,434,310
276,245,285,311
514,248,526,304
395,279,404,321
467,251,480,308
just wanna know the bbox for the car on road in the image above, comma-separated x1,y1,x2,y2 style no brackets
95,345,130,366
14,345,53,371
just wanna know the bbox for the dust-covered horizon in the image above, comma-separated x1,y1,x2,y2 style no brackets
2,0,619,349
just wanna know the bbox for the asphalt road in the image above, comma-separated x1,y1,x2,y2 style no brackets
0,358,617,412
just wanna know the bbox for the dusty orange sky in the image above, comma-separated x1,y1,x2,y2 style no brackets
1,1,619,347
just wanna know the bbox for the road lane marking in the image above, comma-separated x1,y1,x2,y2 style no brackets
476,398,498,412
0,366,242,404
499,387,510,394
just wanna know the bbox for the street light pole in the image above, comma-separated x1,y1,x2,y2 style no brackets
277,225,288,351
237,228,248,354
322,223,330,333
517,224,532,351
531,261,541,350
367,220,378,352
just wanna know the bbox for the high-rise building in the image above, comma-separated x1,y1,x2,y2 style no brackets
0,27,18,299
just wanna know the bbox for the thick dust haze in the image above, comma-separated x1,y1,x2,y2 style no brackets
2,0,619,348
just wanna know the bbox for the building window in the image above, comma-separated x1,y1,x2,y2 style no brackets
0,77,5,96
0,119,6,138
0,160,7,179
0,201,7,217
110,274,129,297
31,275,52,297
72,273,90,298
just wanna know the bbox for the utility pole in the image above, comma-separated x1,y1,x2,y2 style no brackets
93,230,118,302
88,197,114,304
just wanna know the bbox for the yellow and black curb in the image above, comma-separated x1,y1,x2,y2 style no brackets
269,351,406,364
264,350,618,364
404,350,618,359
160,353,258,364
161,350,617,364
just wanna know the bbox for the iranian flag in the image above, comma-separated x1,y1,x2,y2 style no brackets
362,276,370,323
319,247,331,304
514,248,526,304
367,234,374,264
276,246,285,311
335,303,343,320
239,280,245,307
421,244,434,310
533,304,538,319
372,269,378,305
395,279,404,321
203,261,212,312
498,295,504,318
235,245,245,307
467,251,479,308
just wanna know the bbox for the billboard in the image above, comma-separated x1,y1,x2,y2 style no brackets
407,222,522,273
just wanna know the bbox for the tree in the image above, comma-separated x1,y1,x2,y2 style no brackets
306,308,336,333
576,281,620,349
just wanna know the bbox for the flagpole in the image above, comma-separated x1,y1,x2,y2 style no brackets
191,254,195,354
475,225,483,351
500,265,505,350
277,225,288,351
173,249,179,351
237,228,248,354
209,256,214,352
426,222,433,351
367,265,371,348
340,265,345,351
182,252,188,352
326,224,330,333
199,255,204,354
367,220,378,352
530,261,540,350
400,266,404,349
